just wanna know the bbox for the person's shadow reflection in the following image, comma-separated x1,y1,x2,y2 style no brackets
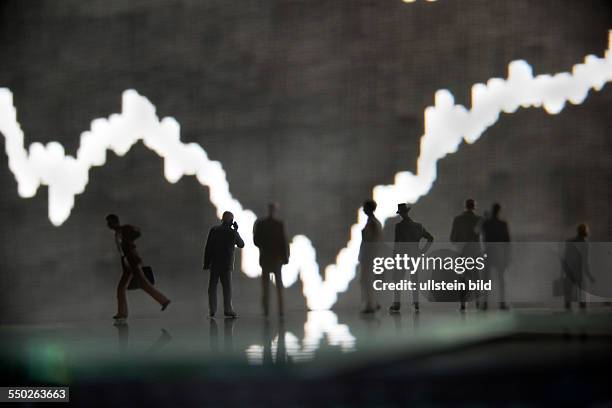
412,310,420,332
209,318,235,353
391,313,402,335
390,311,420,338
224,318,235,351
262,320,273,364
359,312,382,328
116,321,129,356
276,320,290,365
262,319,291,366
115,322,172,355
149,329,172,352
209,318,219,351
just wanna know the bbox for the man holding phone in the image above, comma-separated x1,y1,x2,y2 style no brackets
203,211,245,318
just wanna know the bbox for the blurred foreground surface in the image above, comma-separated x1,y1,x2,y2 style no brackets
1,306,612,406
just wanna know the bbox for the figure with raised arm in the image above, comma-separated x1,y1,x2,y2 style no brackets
203,211,244,318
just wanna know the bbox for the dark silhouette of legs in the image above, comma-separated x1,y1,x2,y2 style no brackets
219,269,234,315
413,271,420,312
274,270,284,316
261,266,284,316
116,260,169,318
564,275,573,311
208,268,234,316
390,268,405,313
497,268,508,309
459,274,467,311
116,261,132,318
360,262,378,313
262,271,270,316
480,265,490,311
132,263,169,307
208,268,221,316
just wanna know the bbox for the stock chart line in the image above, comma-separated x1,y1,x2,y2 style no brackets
1,32,611,309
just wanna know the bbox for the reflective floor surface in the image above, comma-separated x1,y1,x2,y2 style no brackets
2,306,612,406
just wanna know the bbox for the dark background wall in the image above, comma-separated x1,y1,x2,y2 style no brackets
1,0,611,322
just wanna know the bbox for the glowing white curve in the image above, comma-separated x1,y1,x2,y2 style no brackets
245,311,355,364
1,32,611,310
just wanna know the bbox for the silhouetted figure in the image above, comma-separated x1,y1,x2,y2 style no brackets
450,199,482,243
389,203,434,314
253,203,289,317
106,214,170,321
450,199,482,311
481,203,511,310
563,224,595,311
203,211,244,318
359,200,383,313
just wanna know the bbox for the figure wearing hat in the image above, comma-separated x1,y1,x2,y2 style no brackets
389,203,434,314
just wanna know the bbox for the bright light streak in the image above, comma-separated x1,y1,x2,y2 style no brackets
1,32,611,310
245,311,355,364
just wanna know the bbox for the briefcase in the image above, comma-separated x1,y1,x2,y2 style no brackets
128,265,156,290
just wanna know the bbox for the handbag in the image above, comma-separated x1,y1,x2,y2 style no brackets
128,265,156,290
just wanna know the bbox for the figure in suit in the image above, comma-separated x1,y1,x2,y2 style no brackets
253,203,290,317
389,203,434,314
358,200,383,313
203,211,245,318
481,203,511,310
106,214,171,321
563,224,595,311
450,199,483,311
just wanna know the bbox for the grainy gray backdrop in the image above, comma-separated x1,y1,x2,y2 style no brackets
1,0,611,322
